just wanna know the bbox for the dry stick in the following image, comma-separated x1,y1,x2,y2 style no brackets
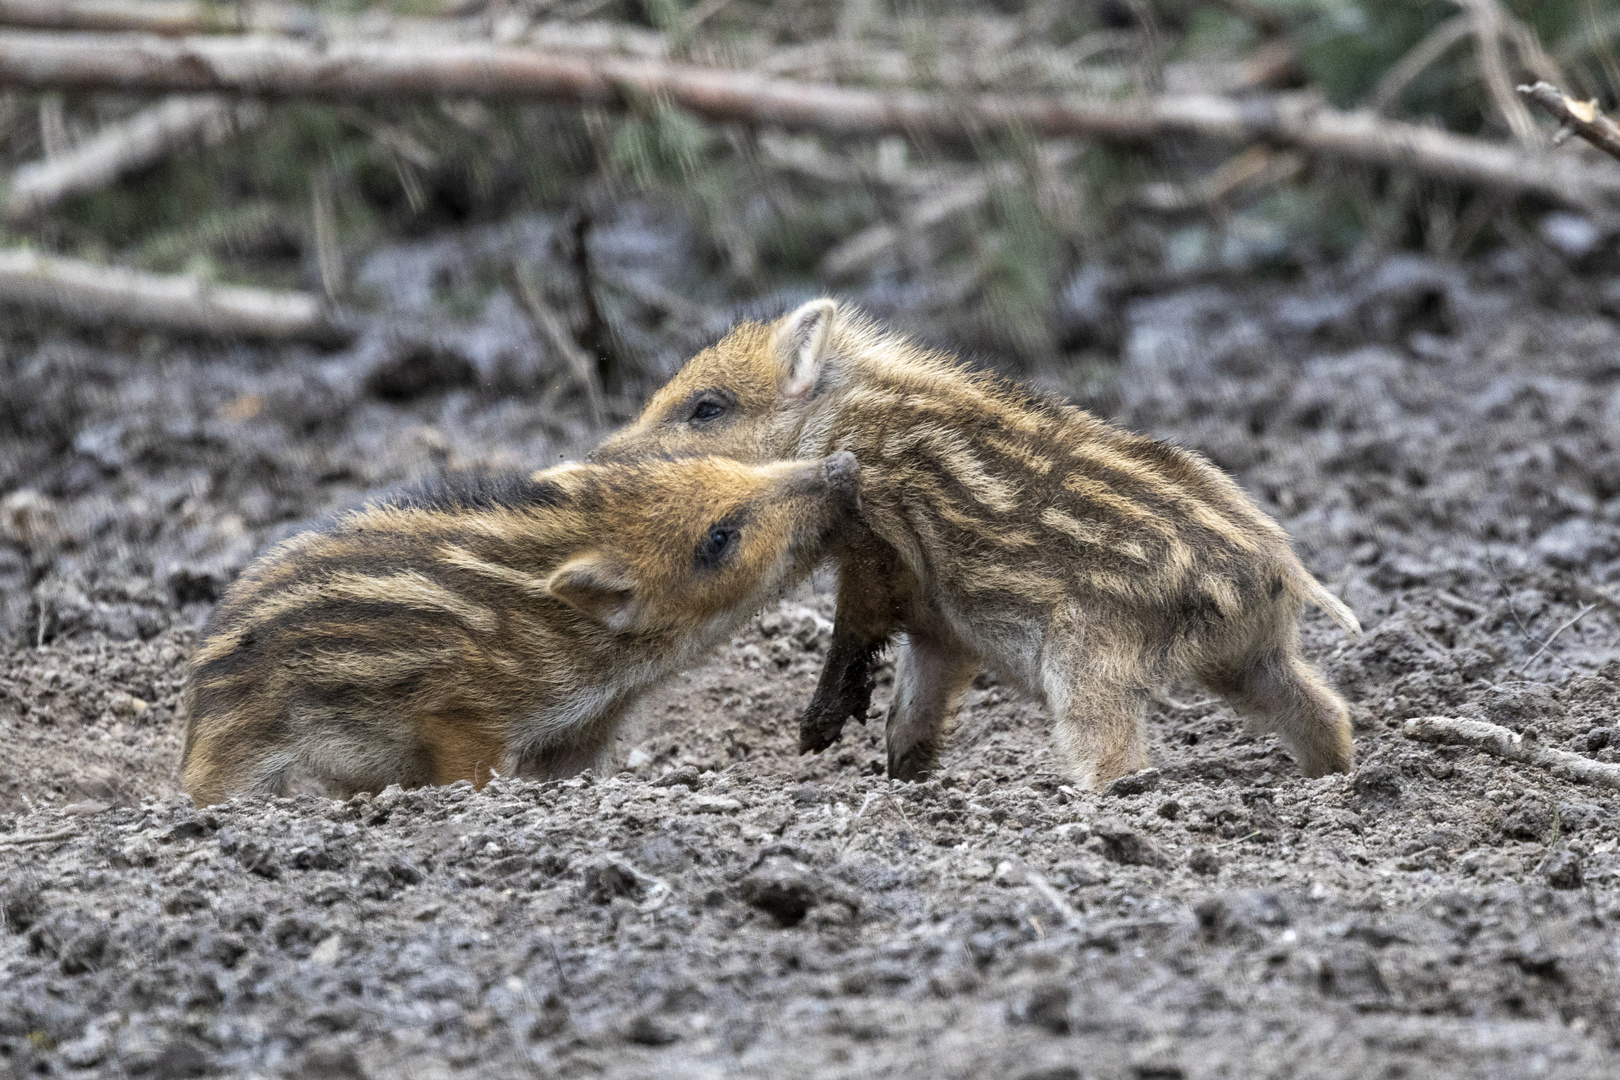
1370,15,1473,115
504,261,603,426
0,0,317,35
1135,144,1304,212
0,1,672,55
0,827,78,848
1519,602,1596,674
0,34,1614,212
1457,0,1541,145
1519,80,1620,164
1023,870,1085,933
6,95,260,222
1405,716,1620,792
0,246,351,341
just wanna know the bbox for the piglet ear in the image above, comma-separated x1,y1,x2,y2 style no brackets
774,298,837,400
545,554,640,632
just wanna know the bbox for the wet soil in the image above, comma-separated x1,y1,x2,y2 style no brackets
5,230,1620,1079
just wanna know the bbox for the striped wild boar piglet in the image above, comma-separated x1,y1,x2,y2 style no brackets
595,300,1361,788
181,452,861,805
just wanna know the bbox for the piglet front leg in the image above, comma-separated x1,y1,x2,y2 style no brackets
798,533,909,754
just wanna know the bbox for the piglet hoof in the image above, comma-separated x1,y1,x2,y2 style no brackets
887,743,938,782
797,707,848,754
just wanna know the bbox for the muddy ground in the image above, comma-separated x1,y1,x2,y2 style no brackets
5,219,1620,1078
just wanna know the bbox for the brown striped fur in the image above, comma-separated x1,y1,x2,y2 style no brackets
181,453,862,805
595,300,1361,788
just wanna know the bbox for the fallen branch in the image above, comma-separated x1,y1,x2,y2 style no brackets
0,34,1615,212
1404,716,1620,792
0,247,352,342
1519,80,1620,164
0,826,78,848
0,1,672,55
0,0,318,35
5,94,261,222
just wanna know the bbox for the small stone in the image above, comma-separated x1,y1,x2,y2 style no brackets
739,856,823,927
580,859,644,904
1105,768,1161,797
653,765,703,791
0,488,66,548
59,1028,110,1068
992,860,1025,886
107,692,149,718
301,1038,367,1079
1351,764,1402,806
1187,847,1222,876
1541,848,1583,890
624,1014,679,1046
1195,891,1288,945
691,794,742,814
1,876,44,933
1009,981,1071,1035
791,784,828,806
1093,819,1169,868
309,934,343,965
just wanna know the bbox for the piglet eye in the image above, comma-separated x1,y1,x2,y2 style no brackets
695,519,743,571
704,527,734,556
690,399,726,422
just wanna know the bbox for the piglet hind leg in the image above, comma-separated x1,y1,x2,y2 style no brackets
1045,677,1152,790
886,633,976,781
1041,625,1152,789
1202,647,1353,778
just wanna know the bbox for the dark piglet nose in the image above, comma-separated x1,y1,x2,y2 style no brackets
819,450,861,510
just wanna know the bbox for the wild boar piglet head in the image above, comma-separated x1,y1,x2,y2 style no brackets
546,451,859,641
593,299,840,464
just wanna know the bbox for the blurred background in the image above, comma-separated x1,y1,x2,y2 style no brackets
3,1,1619,375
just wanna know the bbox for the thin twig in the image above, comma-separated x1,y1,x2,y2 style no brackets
1520,80,1620,164
1370,15,1473,115
1520,603,1596,674
504,261,603,426
1458,0,1541,146
0,827,78,849
1485,548,1541,652
1024,869,1085,933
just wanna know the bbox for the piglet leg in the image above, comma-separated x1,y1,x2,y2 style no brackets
798,534,907,754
